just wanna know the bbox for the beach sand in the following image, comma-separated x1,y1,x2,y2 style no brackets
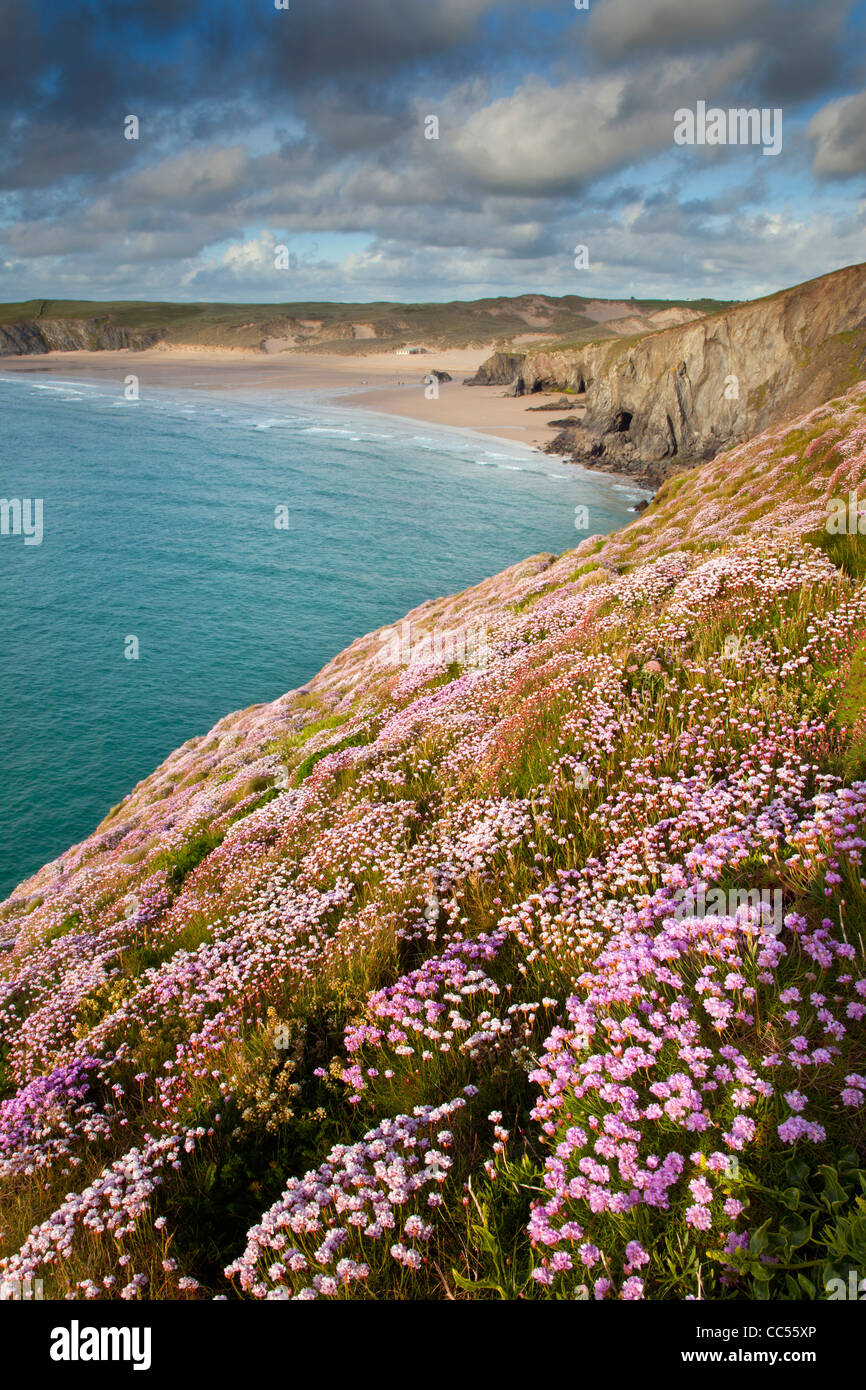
0,346,583,453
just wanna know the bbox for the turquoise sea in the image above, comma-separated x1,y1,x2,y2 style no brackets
0,373,643,898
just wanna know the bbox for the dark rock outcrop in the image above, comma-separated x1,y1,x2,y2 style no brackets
0,318,165,356
527,396,575,411
466,352,527,387
466,262,866,485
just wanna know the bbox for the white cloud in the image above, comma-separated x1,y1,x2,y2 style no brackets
451,76,664,194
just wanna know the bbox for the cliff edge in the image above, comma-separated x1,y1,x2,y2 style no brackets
467,262,866,485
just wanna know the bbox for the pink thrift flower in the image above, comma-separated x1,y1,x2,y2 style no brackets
685,1204,713,1231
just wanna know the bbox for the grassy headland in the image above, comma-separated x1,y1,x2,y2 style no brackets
2,383,866,1300
0,293,733,356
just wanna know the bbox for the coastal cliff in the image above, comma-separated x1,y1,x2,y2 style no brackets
0,317,165,355
467,262,866,485
2,379,866,1299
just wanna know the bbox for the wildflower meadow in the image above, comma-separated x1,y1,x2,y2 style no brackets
3,383,866,1302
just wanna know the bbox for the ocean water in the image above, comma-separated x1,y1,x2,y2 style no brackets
0,374,643,898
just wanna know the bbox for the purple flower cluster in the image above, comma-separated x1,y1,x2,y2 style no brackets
226,1097,465,1299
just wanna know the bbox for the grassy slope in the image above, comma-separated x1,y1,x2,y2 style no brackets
0,295,733,353
2,384,866,1301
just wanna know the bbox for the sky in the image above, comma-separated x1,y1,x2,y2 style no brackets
1,0,865,305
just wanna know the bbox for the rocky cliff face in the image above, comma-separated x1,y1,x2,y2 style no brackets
0,318,165,355
467,262,866,485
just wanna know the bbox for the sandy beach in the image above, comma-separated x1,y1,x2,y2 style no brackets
0,345,582,453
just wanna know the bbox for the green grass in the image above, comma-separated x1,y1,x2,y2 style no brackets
152,829,225,891
808,529,866,583
42,911,83,945
294,727,376,785
269,712,349,763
